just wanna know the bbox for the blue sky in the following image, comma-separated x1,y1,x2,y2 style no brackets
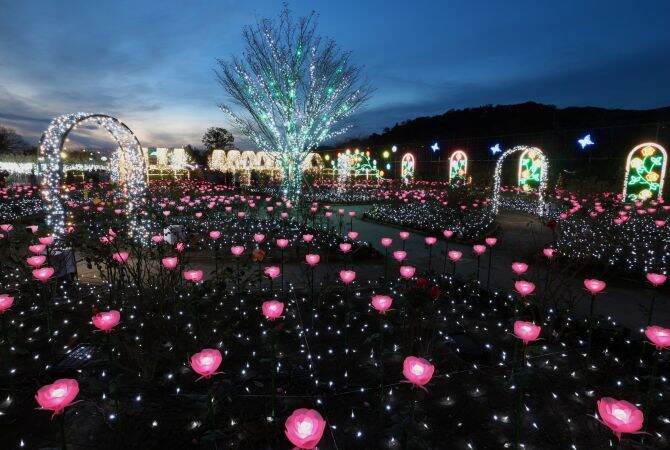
1,0,670,148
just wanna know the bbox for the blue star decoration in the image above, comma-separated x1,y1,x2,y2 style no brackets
578,134,594,149
490,143,502,155
431,142,440,153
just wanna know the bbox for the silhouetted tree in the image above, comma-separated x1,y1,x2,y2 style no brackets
202,127,235,151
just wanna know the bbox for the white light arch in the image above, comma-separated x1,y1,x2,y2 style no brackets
492,145,548,216
302,152,324,171
448,150,468,182
622,142,668,202
38,113,149,244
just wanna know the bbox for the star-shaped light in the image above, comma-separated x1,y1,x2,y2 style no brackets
578,134,594,149
431,142,440,153
490,143,502,155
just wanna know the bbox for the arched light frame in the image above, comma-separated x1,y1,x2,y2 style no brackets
492,145,548,216
400,152,415,181
517,147,544,190
622,142,668,202
38,112,149,244
448,150,468,182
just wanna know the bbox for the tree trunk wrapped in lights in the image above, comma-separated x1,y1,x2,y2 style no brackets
215,7,371,201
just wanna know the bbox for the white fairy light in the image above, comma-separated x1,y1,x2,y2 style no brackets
492,146,548,216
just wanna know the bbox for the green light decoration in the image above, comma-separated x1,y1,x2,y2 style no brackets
517,148,543,192
215,8,371,201
622,142,668,202
448,150,468,183
401,152,415,183
351,149,381,179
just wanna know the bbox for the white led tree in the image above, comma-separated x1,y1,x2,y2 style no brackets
215,7,371,201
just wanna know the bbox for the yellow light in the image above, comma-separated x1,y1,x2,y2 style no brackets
382,151,389,159
324,154,330,161
60,152,67,159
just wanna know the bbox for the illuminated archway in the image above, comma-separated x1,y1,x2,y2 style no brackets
38,113,149,244
492,145,548,216
517,147,544,192
622,142,667,202
400,152,415,182
302,152,324,172
448,150,468,183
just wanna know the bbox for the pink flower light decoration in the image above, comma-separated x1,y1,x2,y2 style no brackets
36,379,79,416
262,300,284,320
347,231,359,241
485,237,498,246
402,356,435,388
448,250,463,262
264,266,281,279
276,238,289,249
597,397,644,439
305,254,320,266
231,245,245,257
584,279,606,295
38,235,54,246
542,248,555,259
339,270,356,284
443,229,453,239
302,234,314,243
190,348,223,380
183,269,204,283
511,262,528,275
253,233,266,243
371,294,393,314
392,250,407,262
28,244,46,254
645,325,670,349
380,237,393,247
513,321,541,345
399,231,410,240
339,242,352,253
472,244,486,255
151,235,164,244
0,224,13,232
26,255,47,268
646,273,667,287
514,280,535,297
209,230,221,240
425,236,437,246
399,265,416,279
32,267,54,283
0,294,14,313
162,257,178,270
92,310,121,332
112,251,129,264
284,408,326,450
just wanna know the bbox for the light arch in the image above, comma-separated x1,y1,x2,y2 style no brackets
492,145,548,216
448,150,468,183
400,152,415,182
622,142,667,202
38,113,149,244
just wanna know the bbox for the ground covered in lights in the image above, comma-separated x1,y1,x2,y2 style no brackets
0,181,668,449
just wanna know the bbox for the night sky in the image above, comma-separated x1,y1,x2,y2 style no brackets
1,0,670,148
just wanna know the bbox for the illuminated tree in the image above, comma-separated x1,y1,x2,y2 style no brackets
215,7,371,200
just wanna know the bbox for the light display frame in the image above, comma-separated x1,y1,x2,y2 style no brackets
448,150,468,183
400,152,415,183
38,113,149,245
517,147,544,191
622,142,667,202
492,145,548,216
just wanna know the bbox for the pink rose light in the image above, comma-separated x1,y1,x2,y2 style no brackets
175,242,186,252
190,348,223,380
425,236,437,246
371,294,393,314
399,265,416,279
39,235,54,246
511,262,528,275
339,242,352,253
513,321,541,345
399,231,410,240
231,245,245,257
33,267,55,283
26,255,47,268
646,273,667,287
347,231,359,241
543,248,555,259
302,234,314,243
162,256,178,270
0,294,14,313
29,244,46,254
284,408,326,450
112,251,129,264
254,233,266,243
472,244,486,255
393,250,407,262
645,325,670,349
35,379,79,415
485,237,498,246
262,300,284,320
514,280,535,297
597,397,644,439
0,224,13,232
584,279,606,295
305,254,321,266
264,266,281,279
151,235,164,244
380,237,393,247
183,269,204,283
443,229,453,239
92,310,121,332
402,356,435,388
339,270,356,284
276,238,289,249
209,230,221,240
448,250,462,262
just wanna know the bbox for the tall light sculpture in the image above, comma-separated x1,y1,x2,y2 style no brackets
622,142,667,202
401,152,415,183
215,8,371,201
448,150,468,183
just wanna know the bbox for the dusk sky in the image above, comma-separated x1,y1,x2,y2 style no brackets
2,0,670,148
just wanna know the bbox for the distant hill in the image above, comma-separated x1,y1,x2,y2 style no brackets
333,102,670,149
